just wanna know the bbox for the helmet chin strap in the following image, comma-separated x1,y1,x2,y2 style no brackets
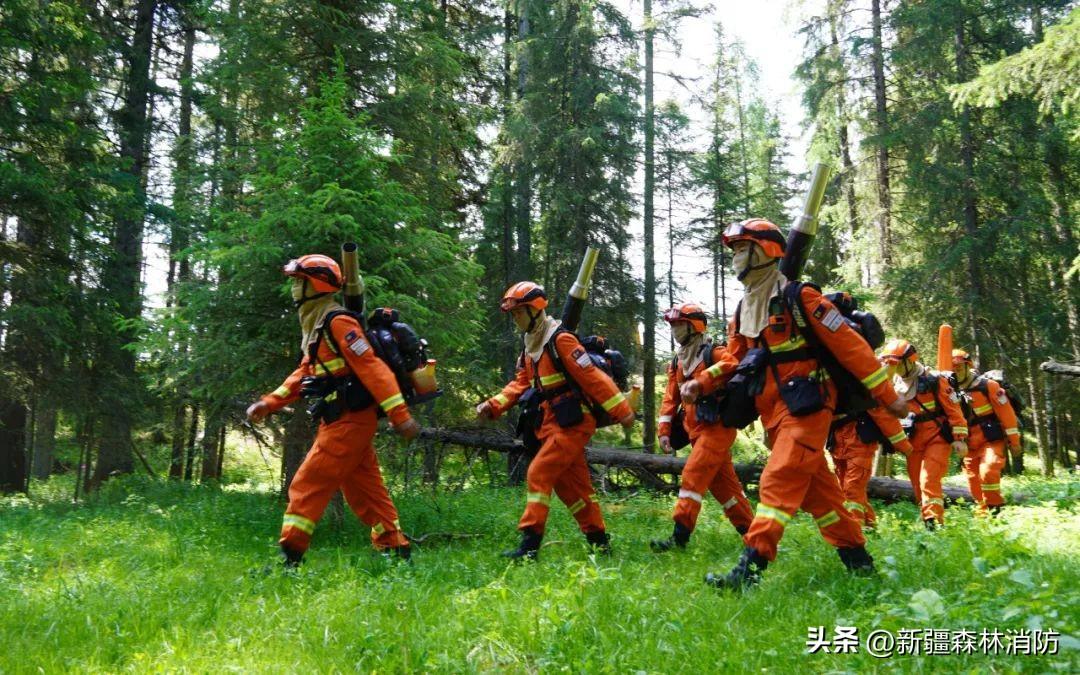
736,243,778,281
525,307,543,334
293,278,330,309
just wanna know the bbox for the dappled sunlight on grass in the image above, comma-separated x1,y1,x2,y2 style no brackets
1,474,1077,672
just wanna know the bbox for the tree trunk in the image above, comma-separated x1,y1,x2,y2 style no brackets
0,402,27,493
31,400,57,479
954,17,985,356
513,0,532,280
829,13,858,239
170,405,186,478
93,0,158,485
642,0,656,453
1020,274,1054,476
870,0,893,265
200,411,223,482
281,411,313,496
184,405,200,481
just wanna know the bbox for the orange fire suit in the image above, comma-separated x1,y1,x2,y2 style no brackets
960,378,1021,509
829,409,912,528
658,343,754,534
695,285,900,561
486,330,633,536
261,313,412,554
900,372,968,524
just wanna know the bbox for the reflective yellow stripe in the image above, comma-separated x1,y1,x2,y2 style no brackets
283,513,316,535
313,358,346,375
861,367,889,389
372,522,386,535
973,403,993,415
272,385,291,398
493,393,510,407
539,372,566,386
770,335,808,354
844,501,865,513
981,483,1000,491
705,363,728,379
568,499,586,514
1005,428,1018,436
921,400,938,410
815,510,840,528
601,392,626,412
815,368,831,382
887,431,907,444
379,393,405,412
923,497,944,506
755,504,792,526
952,426,967,436
527,491,551,506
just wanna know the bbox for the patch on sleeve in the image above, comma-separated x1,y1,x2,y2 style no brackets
947,388,959,402
572,348,594,369
812,305,826,320
996,388,1009,405
820,308,844,332
347,334,371,356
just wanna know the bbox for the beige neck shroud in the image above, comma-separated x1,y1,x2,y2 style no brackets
676,332,708,376
298,295,345,354
524,314,562,362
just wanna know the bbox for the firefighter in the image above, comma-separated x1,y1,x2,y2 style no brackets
476,281,635,560
682,219,908,590
246,254,419,567
878,339,968,528
828,408,912,529
952,349,1022,515
650,303,754,551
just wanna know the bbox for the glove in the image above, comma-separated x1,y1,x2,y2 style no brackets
246,401,270,423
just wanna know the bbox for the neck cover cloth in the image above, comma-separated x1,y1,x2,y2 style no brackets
677,332,708,376
735,244,785,339
524,313,562,363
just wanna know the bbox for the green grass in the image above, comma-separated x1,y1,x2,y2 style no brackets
2,474,1078,673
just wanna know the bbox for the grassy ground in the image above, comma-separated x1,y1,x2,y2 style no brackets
2,473,1078,673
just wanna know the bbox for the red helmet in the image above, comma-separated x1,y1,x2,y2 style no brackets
500,281,548,312
879,338,918,365
283,254,342,294
662,303,708,334
722,219,786,259
952,349,973,367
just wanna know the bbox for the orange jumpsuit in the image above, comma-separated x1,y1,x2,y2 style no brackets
694,285,900,561
486,331,633,536
658,344,754,534
960,378,1021,510
900,372,968,524
829,409,912,528
261,314,412,554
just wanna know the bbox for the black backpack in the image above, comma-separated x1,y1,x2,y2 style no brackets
981,369,1026,414
514,328,630,429
784,282,886,416
305,308,441,422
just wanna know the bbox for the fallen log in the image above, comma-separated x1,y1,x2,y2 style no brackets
1040,360,1080,378
418,427,977,505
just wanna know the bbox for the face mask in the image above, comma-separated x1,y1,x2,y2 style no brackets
672,322,693,345
291,278,305,302
732,247,751,277
734,244,777,284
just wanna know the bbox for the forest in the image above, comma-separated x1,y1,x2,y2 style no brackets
1,0,1078,671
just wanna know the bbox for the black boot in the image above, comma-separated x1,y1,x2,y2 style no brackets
735,524,750,535
988,504,1003,517
389,545,412,563
705,546,768,591
923,518,939,531
280,544,304,569
837,546,875,575
502,529,542,561
650,522,691,552
585,530,612,555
